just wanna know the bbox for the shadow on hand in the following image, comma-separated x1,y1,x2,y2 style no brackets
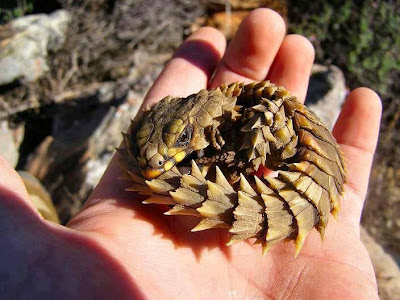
0,186,147,299
112,190,233,261
80,155,233,261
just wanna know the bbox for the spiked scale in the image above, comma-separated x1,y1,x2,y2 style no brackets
118,81,347,256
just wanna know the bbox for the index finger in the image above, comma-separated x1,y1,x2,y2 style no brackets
143,27,226,107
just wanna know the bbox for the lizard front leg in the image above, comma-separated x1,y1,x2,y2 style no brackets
205,124,225,150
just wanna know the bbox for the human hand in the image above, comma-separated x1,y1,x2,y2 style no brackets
1,9,381,299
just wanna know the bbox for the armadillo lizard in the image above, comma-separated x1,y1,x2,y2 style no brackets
118,81,347,256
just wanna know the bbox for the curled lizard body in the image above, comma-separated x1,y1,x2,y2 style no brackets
118,81,347,256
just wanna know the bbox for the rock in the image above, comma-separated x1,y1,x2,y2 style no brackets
361,227,400,300
305,64,347,131
84,90,144,187
0,10,71,85
24,82,145,223
0,120,24,167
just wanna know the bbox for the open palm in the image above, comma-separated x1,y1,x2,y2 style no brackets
1,9,380,299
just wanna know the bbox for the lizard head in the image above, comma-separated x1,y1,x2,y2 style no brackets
135,117,196,179
132,91,220,179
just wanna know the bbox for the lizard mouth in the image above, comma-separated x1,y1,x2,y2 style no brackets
142,150,190,179
142,168,164,179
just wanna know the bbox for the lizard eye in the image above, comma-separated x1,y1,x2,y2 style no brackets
175,125,193,147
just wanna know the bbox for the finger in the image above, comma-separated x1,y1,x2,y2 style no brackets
332,88,381,225
143,27,226,107
211,8,286,87
267,34,315,102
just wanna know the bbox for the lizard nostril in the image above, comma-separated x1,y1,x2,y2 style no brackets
148,153,165,170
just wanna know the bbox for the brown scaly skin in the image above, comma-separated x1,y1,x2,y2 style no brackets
118,81,347,256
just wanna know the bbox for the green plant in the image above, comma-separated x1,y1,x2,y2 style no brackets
0,0,34,25
289,0,399,99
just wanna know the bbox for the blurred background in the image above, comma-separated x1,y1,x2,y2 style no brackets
0,0,398,298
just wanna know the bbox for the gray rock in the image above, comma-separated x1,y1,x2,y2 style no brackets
0,10,71,85
305,64,347,131
85,91,144,187
361,227,400,300
0,121,24,167
25,83,146,222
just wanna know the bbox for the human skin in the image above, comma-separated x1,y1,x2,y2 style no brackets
0,9,381,299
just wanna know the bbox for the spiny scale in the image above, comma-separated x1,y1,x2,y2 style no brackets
118,81,347,257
